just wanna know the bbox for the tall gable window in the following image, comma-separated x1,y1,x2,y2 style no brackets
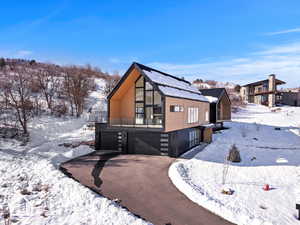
135,76,144,124
135,76,163,126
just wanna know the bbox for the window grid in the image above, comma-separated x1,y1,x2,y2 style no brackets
188,107,199,124
135,75,163,125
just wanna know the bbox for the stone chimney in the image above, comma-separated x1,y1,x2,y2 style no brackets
268,74,276,107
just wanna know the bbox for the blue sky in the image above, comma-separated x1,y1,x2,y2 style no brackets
1,0,300,87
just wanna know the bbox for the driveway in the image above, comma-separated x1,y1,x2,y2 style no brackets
60,152,233,225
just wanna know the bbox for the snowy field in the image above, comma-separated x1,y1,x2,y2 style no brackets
170,104,300,225
0,79,150,225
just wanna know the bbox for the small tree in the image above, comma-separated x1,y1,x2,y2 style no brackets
32,64,61,114
63,66,95,117
193,78,203,83
1,64,33,134
0,58,6,68
222,144,241,185
222,156,230,185
234,84,241,93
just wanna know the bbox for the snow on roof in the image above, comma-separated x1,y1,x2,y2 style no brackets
205,96,218,103
142,69,199,94
158,85,209,102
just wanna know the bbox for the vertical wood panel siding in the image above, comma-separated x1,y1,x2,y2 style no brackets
165,97,210,132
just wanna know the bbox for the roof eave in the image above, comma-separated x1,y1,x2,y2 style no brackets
164,94,209,103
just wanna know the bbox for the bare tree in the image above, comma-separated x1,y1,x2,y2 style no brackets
32,64,61,114
104,74,120,96
0,63,33,134
62,66,94,117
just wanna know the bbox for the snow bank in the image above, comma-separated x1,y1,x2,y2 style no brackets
0,152,149,225
169,104,300,225
0,81,151,225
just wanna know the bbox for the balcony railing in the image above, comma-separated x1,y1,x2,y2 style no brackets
249,89,278,96
109,118,163,128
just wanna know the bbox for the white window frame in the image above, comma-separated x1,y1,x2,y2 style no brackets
205,111,209,122
188,107,199,124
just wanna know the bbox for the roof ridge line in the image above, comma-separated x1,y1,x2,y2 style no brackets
134,62,191,85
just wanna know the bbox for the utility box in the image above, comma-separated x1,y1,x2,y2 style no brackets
203,127,213,143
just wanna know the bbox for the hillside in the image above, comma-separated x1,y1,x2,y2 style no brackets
192,79,243,110
192,79,238,90
0,58,120,137
0,75,149,225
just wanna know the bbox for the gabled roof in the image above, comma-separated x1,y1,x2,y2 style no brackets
199,88,225,98
199,88,230,104
136,63,199,93
109,62,209,102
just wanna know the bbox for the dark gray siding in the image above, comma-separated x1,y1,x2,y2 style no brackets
95,123,204,157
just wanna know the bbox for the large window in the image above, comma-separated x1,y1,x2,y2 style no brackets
189,129,200,148
188,107,199,124
135,76,144,124
135,76,163,126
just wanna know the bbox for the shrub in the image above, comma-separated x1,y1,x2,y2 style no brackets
52,103,68,117
227,144,241,163
0,58,6,68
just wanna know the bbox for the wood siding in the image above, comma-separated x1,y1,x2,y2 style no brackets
109,67,140,123
218,94,231,121
165,97,210,132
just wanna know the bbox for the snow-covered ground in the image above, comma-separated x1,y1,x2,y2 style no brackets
0,79,150,225
170,104,300,225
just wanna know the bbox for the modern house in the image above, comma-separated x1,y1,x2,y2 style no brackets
240,74,286,107
199,88,231,124
95,62,212,157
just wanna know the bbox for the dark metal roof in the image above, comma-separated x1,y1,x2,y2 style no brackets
134,62,191,85
108,62,209,102
198,88,225,99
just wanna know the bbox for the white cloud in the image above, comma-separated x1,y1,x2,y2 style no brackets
266,27,300,36
108,57,139,65
256,42,300,55
16,50,33,57
109,58,121,64
147,42,300,87
0,49,33,58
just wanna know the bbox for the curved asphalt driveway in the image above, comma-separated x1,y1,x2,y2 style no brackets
60,152,233,225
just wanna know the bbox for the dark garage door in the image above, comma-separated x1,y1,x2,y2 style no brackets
132,132,161,155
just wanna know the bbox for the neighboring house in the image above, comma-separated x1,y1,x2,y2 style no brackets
240,74,286,107
199,88,231,124
192,80,211,89
95,62,211,157
282,91,300,106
